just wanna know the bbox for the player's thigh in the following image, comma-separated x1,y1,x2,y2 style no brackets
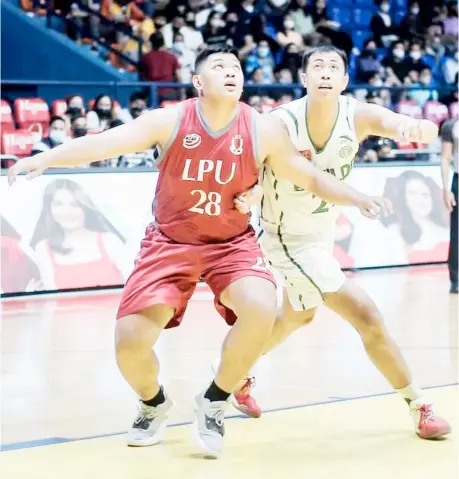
117,224,200,329
201,228,277,326
260,230,345,312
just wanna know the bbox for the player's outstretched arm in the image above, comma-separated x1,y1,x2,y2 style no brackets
355,101,439,144
258,115,392,218
8,107,178,185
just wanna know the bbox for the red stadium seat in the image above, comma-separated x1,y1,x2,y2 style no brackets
395,100,423,119
423,100,449,126
51,99,69,117
13,98,50,131
449,101,458,119
1,100,16,133
1,129,36,157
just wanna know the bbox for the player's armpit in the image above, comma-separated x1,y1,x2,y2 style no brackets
355,101,438,144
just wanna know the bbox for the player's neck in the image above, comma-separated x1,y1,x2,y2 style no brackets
197,98,239,132
306,97,339,126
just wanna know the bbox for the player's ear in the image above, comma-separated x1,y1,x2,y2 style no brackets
342,73,350,91
300,72,307,88
192,73,203,93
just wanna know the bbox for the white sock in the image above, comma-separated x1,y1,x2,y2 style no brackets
395,383,424,403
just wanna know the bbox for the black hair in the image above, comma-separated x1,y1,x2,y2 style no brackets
50,116,66,126
194,44,240,72
129,91,147,103
302,45,348,72
149,32,164,50
70,115,86,126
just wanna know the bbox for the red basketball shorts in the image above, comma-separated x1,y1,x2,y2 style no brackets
116,224,275,328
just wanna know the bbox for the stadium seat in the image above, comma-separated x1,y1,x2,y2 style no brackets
423,100,449,126
1,100,16,133
449,101,458,118
353,8,373,26
51,99,69,117
391,0,407,11
395,99,423,119
352,29,372,51
393,9,406,24
329,6,352,25
354,0,374,5
1,129,36,157
13,98,50,132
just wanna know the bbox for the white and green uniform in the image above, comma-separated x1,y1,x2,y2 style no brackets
259,95,359,311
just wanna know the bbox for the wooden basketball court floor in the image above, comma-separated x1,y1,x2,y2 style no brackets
1,265,458,478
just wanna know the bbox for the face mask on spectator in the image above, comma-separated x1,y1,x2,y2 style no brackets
411,6,419,15
284,19,295,29
258,46,270,58
393,48,405,59
174,42,185,53
420,74,431,85
67,107,83,117
96,107,112,119
373,79,383,87
410,50,422,60
73,128,87,138
130,107,144,118
49,129,67,144
380,3,390,13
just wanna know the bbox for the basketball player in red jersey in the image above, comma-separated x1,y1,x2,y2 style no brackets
8,45,392,457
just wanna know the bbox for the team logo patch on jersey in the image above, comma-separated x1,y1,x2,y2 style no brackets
230,135,243,155
183,134,202,149
338,136,354,159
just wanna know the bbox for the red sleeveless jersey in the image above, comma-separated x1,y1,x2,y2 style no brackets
153,98,260,244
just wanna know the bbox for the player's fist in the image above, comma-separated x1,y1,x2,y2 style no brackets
234,184,263,214
396,119,438,145
443,189,456,213
359,196,393,219
8,156,46,185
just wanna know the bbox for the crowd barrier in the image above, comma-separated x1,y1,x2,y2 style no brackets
0,162,450,296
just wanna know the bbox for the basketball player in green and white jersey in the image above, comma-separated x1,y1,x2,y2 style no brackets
229,45,451,439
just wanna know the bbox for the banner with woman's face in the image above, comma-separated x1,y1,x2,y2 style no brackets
0,165,450,295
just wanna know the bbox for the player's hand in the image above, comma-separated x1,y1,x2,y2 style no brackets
234,185,263,214
359,196,393,220
8,156,46,185
396,119,438,145
443,189,456,213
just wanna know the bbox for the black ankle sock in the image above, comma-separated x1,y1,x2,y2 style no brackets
204,381,231,402
142,387,165,407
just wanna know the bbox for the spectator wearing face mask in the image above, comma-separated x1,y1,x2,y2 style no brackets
237,0,258,35
245,40,276,82
408,67,438,106
424,23,446,62
201,12,229,46
404,42,429,74
170,32,196,84
443,2,458,38
118,92,147,124
222,11,245,48
70,115,88,138
399,1,424,42
62,94,85,131
162,14,203,53
370,0,399,47
382,41,409,82
276,15,304,48
357,39,382,83
31,116,68,155
86,94,117,133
